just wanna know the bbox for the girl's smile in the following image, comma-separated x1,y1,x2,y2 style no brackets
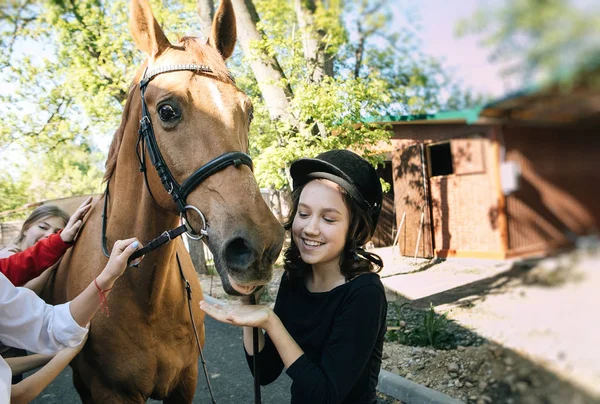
300,238,325,248
292,179,350,271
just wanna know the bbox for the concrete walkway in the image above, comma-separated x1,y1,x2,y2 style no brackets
373,245,600,399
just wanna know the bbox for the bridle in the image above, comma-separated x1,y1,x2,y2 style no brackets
100,63,261,404
137,64,253,215
101,63,253,263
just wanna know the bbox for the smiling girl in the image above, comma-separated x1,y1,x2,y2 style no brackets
201,150,387,404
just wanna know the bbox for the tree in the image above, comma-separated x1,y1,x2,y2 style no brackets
456,0,600,86
0,0,200,206
219,0,478,189
21,142,105,201
1,0,477,204
0,172,29,214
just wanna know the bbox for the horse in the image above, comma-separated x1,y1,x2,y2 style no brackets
48,0,285,401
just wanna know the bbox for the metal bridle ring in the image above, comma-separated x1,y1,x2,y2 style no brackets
180,205,208,240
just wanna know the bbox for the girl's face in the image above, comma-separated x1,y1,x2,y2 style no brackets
292,180,350,272
22,216,66,249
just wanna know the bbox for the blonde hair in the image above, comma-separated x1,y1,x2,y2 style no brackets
12,205,70,246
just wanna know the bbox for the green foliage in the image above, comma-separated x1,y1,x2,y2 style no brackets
422,302,447,348
1,0,198,153
1,0,480,209
232,0,479,190
0,172,29,214
21,142,105,202
0,0,197,208
456,0,600,85
253,73,391,188
386,302,453,349
0,142,104,215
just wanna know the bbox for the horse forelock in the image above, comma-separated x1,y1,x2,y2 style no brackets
178,36,233,83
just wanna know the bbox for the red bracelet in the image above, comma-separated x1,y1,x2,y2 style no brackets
94,278,112,317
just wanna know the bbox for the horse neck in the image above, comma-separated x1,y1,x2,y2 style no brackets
105,125,183,306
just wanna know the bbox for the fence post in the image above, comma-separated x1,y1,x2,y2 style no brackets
414,210,425,259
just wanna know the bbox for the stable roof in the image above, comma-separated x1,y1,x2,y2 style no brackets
369,70,600,126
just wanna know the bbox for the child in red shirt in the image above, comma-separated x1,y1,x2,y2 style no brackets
0,197,92,286
0,233,71,287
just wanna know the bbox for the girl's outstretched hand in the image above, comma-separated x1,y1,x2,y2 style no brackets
61,196,93,243
200,301,272,329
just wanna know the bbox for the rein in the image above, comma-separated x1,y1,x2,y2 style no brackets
99,63,261,404
176,253,217,404
250,295,262,404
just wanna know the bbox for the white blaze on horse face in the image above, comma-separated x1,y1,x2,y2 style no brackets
207,81,226,117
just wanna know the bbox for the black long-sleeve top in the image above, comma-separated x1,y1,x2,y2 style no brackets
245,272,387,404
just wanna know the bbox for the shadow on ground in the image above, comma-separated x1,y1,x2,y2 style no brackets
382,254,600,404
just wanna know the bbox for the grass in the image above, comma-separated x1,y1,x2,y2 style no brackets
386,301,454,349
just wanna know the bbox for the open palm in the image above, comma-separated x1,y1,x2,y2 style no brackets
200,301,272,329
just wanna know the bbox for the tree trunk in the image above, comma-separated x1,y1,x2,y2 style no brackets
293,0,333,137
294,0,334,83
196,0,215,40
230,0,296,124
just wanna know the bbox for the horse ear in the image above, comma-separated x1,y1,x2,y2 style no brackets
208,0,236,60
130,0,171,58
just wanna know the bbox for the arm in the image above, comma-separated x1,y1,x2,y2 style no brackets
202,276,302,385
203,290,384,401
259,313,304,368
10,341,85,404
0,197,91,287
4,353,55,376
202,304,297,386
22,262,58,295
238,284,302,365
0,238,140,354
239,293,265,355
69,238,139,327
285,285,387,403
0,234,70,286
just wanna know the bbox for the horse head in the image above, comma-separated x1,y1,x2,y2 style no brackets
115,0,284,295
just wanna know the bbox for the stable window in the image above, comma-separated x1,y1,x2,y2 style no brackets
428,142,454,177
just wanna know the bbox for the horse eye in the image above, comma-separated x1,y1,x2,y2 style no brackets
157,104,181,122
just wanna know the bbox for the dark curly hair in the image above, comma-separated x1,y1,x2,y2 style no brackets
283,179,383,282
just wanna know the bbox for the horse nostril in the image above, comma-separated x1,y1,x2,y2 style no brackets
224,237,254,270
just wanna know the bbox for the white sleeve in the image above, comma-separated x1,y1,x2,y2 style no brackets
0,273,88,354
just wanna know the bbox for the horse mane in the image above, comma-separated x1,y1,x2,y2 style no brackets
103,78,139,183
103,37,233,182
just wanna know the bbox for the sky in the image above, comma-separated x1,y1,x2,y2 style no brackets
396,0,507,99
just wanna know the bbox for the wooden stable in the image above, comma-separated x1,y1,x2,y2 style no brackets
373,79,600,259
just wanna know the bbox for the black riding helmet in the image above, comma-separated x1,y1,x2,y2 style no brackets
289,150,383,236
